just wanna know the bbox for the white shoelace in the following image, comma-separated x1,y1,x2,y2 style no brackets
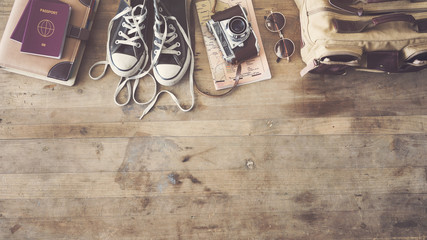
89,3,157,107
153,22,180,56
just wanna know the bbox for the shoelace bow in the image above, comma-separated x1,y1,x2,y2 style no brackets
116,6,147,49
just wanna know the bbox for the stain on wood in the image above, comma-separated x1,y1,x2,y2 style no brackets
393,167,413,177
80,127,88,136
42,84,56,91
114,138,154,191
295,211,323,224
140,197,150,210
168,172,183,186
390,137,411,158
394,220,418,228
168,172,202,186
9,224,21,234
293,191,316,205
187,174,202,184
182,155,191,163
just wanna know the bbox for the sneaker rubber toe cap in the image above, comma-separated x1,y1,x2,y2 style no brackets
154,64,184,86
155,64,181,79
111,53,138,71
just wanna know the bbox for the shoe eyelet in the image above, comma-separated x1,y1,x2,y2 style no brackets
169,24,173,29
115,40,119,44
136,43,141,48
174,33,178,38
154,50,159,55
122,22,125,27
177,51,181,56
176,42,181,47
118,31,123,36
159,7,163,12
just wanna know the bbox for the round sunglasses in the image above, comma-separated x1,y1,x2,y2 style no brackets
264,11,295,62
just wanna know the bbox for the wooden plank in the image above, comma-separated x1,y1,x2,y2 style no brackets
0,193,425,220
1,115,426,140
0,208,426,239
0,167,426,199
1,135,427,174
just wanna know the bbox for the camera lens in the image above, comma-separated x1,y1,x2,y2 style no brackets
229,17,247,34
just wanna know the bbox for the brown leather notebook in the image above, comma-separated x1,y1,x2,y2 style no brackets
0,0,98,86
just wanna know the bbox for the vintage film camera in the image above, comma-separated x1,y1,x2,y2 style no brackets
206,4,260,64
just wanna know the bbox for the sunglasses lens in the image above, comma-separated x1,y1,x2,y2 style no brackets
265,12,285,32
275,38,295,59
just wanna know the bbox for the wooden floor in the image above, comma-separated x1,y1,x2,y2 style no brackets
1,0,427,239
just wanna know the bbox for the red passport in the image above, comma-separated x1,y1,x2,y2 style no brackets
10,0,31,42
20,0,71,59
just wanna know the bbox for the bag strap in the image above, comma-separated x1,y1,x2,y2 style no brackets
67,25,90,40
333,13,427,33
189,0,242,97
329,0,427,16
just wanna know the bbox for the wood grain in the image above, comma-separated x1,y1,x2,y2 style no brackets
1,0,427,239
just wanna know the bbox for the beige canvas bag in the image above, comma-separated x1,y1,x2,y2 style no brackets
294,0,427,76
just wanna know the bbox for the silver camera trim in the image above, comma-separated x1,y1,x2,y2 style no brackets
222,16,251,48
206,5,259,63
207,19,237,63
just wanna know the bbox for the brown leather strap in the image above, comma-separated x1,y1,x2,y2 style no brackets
212,0,217,13
333,13,427,33
329,0,427,16
67,25,90,40
195,64,242,97
417,18,427,32
190,0,241,97
329,0,364,16
211,5,245,21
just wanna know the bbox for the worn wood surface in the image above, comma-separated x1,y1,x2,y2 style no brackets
1,0,427,239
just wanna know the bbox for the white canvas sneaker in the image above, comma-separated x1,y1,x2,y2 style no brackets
136,0,195,119
152,0,191,86
89,0,149,79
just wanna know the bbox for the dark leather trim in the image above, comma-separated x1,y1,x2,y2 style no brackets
329,0,364,16
48,62,73,81
232,32,258,64
417,18,427,32
329,0,427,16
67,25,90,40
333,14,420,33
367,51,400,72
211,5,245,21
79,0,92,7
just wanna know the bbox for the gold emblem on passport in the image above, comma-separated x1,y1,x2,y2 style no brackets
37,19,55,38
